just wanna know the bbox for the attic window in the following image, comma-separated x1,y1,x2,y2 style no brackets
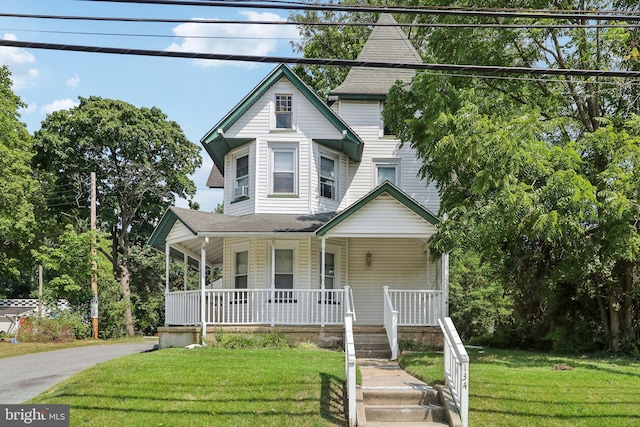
275,94,293,129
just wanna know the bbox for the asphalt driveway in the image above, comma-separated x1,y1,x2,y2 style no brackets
0,342,156,404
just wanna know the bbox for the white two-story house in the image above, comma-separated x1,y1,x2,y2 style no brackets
150,14,449,354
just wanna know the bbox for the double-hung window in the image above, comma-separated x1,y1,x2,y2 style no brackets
274,249,294,302
320,155,336,200
275,94,293,129
270,145,297,195
234,154,249,200
234,250,248,302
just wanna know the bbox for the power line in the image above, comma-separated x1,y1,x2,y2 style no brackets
81,0,640,22
2,38,639,78
3,12,639,30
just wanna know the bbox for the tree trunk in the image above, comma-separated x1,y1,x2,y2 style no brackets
119,263,135,337
609,291,621,352
596,289,610,348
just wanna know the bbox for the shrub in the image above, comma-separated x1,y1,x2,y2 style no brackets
212,332,290,350
18,317,78,343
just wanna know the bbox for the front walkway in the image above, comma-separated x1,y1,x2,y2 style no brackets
356,359,461,426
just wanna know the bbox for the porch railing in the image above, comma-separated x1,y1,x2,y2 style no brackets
386,289,444,326
439,317,469,427
383,286,399,360
166,288,348,327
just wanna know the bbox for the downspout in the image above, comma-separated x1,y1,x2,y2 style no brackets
201,237,209,344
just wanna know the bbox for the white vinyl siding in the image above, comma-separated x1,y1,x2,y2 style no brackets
225,145,256,216
337,100,440,214
327,194,438,238
347,238,435,325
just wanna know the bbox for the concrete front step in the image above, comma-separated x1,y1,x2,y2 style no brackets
366,421,449,426
365,404,446,423
354,333,390,359
363,388,439,406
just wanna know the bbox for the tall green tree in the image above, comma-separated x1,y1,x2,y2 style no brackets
33,97,202,336
383,0,640,351
0,65,40,298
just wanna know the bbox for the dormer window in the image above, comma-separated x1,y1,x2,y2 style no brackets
275,94,293,129
233,154,249,200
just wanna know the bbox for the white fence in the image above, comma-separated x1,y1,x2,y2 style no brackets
166,288,348,327
344,311,357,426
439,317,469,427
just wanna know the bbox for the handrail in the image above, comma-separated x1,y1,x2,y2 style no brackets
438,317,469,427
344,286,356,322
382,286,399,360
344,311,357,427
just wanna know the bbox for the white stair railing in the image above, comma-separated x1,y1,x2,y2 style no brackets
439,317,469,427
383,286,399,360
344,310,357,427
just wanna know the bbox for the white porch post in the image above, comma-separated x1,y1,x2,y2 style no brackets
270,239,275,327
441,252,450,317
183,252,188,291
200,237,208,343
320,236,326,327
164,243,170,293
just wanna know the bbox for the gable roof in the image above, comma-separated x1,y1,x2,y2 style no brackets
316,181,439,236
200,64,364,175
329,13,423,100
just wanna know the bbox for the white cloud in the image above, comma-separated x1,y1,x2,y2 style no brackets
66,73,80,87
21,102,37,114
0,33,39,89
167,11,299,69
40,98,79,115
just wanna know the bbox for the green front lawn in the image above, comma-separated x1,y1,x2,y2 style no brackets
29,347,347,427
400,349,640,427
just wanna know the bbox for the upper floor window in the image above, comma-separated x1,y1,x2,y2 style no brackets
270,145,298,195
375,158,400,186
380,102,394,137
233,154,249,200
275,94,293,129
235,251,248,289
319,155,336,200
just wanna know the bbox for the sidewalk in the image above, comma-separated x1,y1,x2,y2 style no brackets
358,358,431,391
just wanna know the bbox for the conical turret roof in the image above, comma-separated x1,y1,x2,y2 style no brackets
329,13,422,99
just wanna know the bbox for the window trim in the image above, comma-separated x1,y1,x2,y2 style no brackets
373,158,401,187
269,240,299,303
269,143,299,196
232,153,250,201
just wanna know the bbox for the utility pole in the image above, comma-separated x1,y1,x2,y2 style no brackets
91,172,99,340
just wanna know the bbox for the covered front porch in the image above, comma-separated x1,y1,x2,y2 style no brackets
149,183,448,350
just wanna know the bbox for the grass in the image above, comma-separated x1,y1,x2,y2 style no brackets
29,347,347,427
0,337,155,359
399,348,640,427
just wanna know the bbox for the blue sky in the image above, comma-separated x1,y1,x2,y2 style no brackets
1,0,301,211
